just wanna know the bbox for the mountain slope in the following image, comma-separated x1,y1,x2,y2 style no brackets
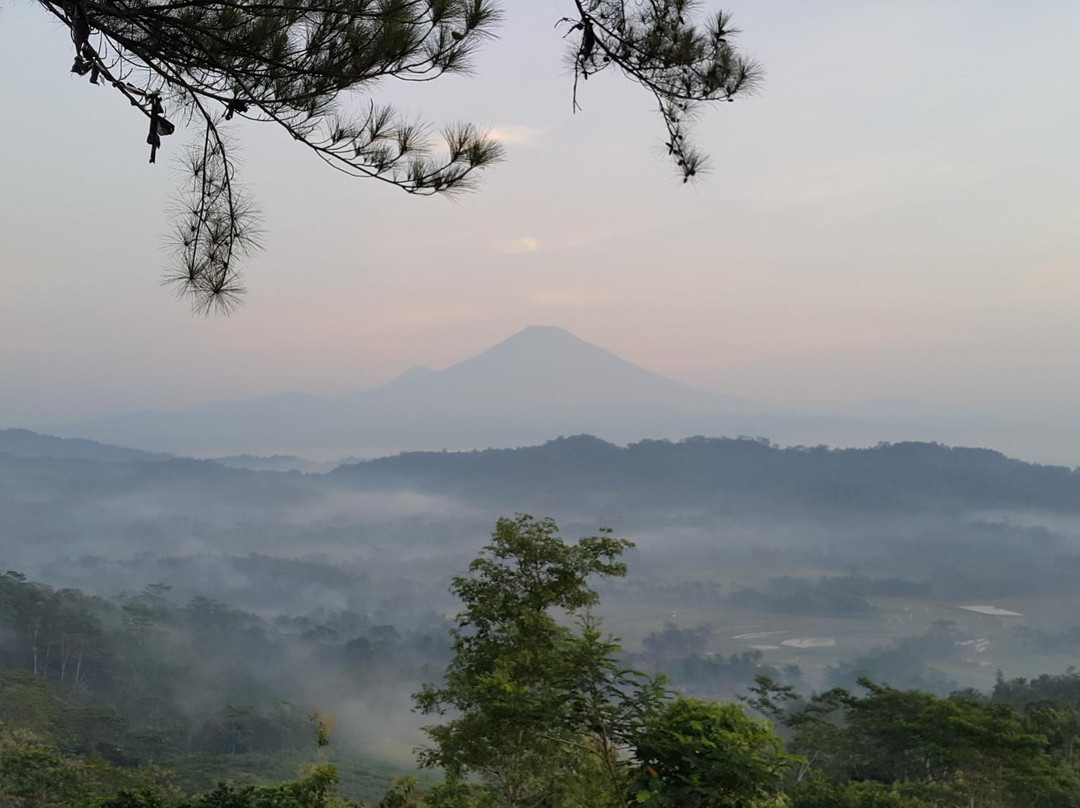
334,434,1080,514
383,325,746,413
0,428,170,463
45,326,857,457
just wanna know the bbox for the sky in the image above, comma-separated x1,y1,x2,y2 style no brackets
2,1,1080,435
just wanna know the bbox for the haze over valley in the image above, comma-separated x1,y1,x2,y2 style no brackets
8,326,1080,806
9,325,1080,785
42,326,1080,467
7,423,1080,754
5,1,1080,804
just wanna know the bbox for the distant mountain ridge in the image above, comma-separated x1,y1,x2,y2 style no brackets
0,428,170,463
45,326,820,458
333,434,1080,514
5,428,1080,583
37,325,1080,465
4,429,1079,524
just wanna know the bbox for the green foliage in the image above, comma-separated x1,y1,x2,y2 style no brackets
0,728,181,808
0,571,413,805
788,772,940,808
14,513,1080,808
0,571,112,690
420,780,494,808
188,762,349,807
415,514,643,807
0,750,353,808
378,776,424,808
992,671,1080,771
0,671,62,730
751,676,1080,808
417,515,801,808
0,742,81,806
103,791,170,808
312,714,333,749
630,697,793,808
448,514,633,625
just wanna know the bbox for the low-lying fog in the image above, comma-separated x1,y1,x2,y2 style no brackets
5,431,1080,763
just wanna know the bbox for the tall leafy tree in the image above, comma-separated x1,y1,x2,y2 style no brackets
415,515,794,808
414,514,654,808
32,0,761,312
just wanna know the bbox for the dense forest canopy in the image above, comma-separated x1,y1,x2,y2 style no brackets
334,434,1080,512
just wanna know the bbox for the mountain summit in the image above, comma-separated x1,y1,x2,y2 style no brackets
452,325,666,383
467,324,613,361
369,325,739,417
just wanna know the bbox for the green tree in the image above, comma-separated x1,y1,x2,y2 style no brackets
189,762,351,807
414,514,648,808
752,677,1080,808
30,0,761,311
787,773,941,808
422,780,495,808
416,515,800,808
101,790,168,808
630,697,793,808
549,612,670,806
378,776,425,808
0,743,84,807
994,670,1080,767
0,672,61,731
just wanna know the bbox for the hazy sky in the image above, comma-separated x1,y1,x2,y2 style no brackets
2,1,1079,428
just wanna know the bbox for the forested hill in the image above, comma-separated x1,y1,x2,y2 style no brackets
9,430,1080,616
0,428,171,463
333,435,1080,513
6,429,1080,517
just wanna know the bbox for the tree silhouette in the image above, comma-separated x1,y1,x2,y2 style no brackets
35,0,761,313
